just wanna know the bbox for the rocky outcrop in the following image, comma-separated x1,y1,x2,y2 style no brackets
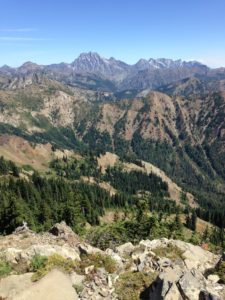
13,221,31,235
118,239,224,300
0,225,224,300
1,241,80,264
139,238,219,273
49,221,80,247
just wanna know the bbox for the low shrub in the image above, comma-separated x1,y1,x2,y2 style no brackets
115,271,156,300
78,253,117,274
216,261,225,283
73,283,84,294
30,254,48,272
0,260,12,277
86,223,129,250
31,254,76,281
206,260,225,284
153,244,184,261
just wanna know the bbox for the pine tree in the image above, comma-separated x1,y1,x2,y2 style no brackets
191,211,197,231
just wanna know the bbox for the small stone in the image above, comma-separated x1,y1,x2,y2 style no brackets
78,243,103,255
99,288,108,297
115,242,135,256
207,274,220,284
85,265,95,275
94,278,102,286
107,275,113,288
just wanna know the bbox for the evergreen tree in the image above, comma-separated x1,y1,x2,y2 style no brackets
191,211,197,231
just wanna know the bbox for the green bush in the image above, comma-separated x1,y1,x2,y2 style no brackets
31,254,77,281
73,284,84,294
0,260,12,277
30,255,48,272
86,223,128,250
216,261,225,283
209,261,225,284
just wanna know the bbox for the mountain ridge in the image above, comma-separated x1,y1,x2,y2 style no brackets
0,52,212,92
0,52,209,71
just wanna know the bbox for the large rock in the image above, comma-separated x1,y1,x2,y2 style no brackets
207,274,220,284
49,221,80,247
164,283,181,300
49,221,73,237
148,266,183,300
115,242,135,256
139,239,220,273
177,270,222,300
27,244,80,261
105,248,123,270
139,238,168,251
173,241,219,272
12,269,78,300
177,270,206,300
78,243,103,255
147,267,224,300
1,247,23,264
0,273,33,299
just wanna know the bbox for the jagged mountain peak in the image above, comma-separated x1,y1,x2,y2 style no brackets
71,52,129,78
134,57,206,71
75,51,103,62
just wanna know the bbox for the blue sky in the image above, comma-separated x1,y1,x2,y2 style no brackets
0,0,225,67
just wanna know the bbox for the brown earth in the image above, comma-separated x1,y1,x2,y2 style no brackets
0,134,74,171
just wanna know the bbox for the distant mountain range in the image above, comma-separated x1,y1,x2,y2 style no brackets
0,51,225,231
2,52,224,91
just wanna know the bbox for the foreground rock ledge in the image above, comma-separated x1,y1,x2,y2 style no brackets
0,224,224,300
0,269,78,300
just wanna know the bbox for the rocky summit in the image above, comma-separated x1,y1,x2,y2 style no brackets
0,222,224,300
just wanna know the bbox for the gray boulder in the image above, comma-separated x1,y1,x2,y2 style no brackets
115,242,135,257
